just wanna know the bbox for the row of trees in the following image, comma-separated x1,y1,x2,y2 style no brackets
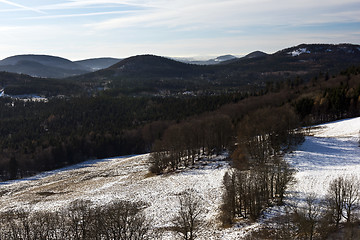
248,176,360,240
149,114,233,174
221,106,303,223
0,199,151,240
0,189,204,240
0,189,205,240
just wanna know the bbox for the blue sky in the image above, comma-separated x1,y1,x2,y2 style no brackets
0,0,359,60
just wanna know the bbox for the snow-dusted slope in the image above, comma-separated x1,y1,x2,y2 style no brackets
0,117,359,239
311,117,360,139
0,154,237,239
286,117,360,198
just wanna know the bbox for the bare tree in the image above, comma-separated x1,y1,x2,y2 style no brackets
221,171,236,226
327,177,346,228
67,199,96,240
101,200,151,240
293,194,320,240
172,189,204,240
342,176,360,223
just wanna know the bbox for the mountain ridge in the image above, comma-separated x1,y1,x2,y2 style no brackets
0,54,91,78
1,43,360,96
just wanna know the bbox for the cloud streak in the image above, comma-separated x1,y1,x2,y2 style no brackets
0,0,45,13
0,0,359,60
85,0,360,32
21,10,140,20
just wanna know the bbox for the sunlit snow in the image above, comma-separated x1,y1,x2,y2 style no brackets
0,117,359,238
286,117,360,199
288,48,311,57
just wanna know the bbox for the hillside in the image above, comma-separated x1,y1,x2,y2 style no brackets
213,43,360,86
0,71,82,96
287,117,360,198
71,44,360,95
72,54,207,93
0,44,359,96
0,117,359,239
0,55,91,78
0,54,359,238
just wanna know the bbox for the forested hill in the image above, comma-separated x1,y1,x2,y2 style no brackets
71,44,360,95
0,71,82,96
1,44,360,97
71,54,208,94
0,55,91,78
1,62,360,181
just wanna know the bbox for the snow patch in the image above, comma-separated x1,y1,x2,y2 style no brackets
288,48,311,57
310,117,360,139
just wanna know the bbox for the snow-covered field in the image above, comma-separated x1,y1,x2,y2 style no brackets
286,117,360,199
0,117,359,239
0,153,235,239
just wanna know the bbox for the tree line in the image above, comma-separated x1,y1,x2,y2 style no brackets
247,176,360,240
0,93,241,181
0,188,205,240
221,106,304,223
149,114,233,174
0,199,152,240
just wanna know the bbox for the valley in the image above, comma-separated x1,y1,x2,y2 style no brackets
0,43,359,239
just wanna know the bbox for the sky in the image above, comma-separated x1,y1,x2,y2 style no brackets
0,0,359,60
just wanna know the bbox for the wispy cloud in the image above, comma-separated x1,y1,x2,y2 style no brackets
37,0,157,11
0,0,359,60
21,10,139,20
0,0,45,14
85,0,360,31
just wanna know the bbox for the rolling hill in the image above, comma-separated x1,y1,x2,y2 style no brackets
71,44,360,95
1,43,360,96
71,54,208,93
0,71,82,96
0,55,91,78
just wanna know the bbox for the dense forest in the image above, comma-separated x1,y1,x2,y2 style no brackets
0,93,242,180
1,64,360,183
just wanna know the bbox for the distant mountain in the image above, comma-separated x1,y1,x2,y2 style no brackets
242,51,268,59
0,55,91,78
3,44,360,96
72,55,204,93
72,44,360,95
221,43,360,77
75,58,122,71
175,55,238,65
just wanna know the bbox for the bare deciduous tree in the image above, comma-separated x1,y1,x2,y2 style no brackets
293,194,320,240
172,189,204,240
101,200,151,240
327,177,346,228
342,176,360,223
0,199,153,240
